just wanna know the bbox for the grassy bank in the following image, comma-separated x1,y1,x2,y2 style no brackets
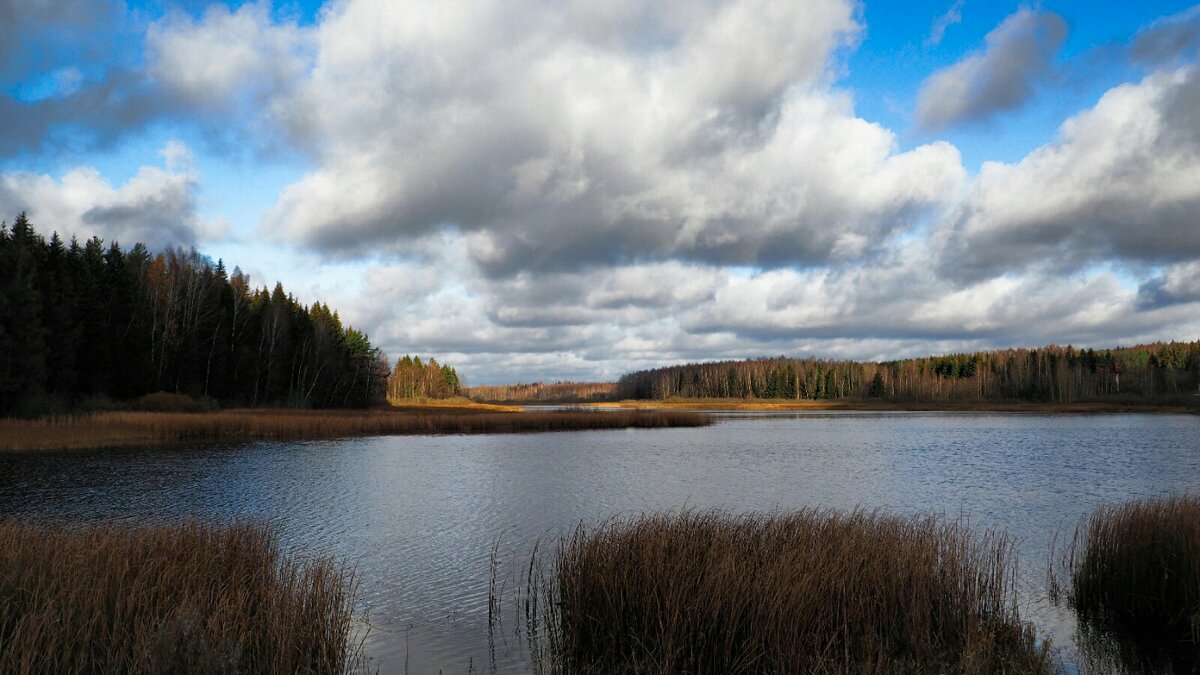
508,509,1055,675
0,407,712,451
1051,495,1200,673
593,397,1200,413
0,520,360,674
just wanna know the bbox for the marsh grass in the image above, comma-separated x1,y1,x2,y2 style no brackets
500,509,1056,675
0,408,711,451
0,520,362,674
1050,495,1200,673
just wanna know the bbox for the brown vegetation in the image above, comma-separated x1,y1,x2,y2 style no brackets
0,407,711,451
465,381,618,404
1050,495,1200,673
0,520,360,674
507,510,1056,675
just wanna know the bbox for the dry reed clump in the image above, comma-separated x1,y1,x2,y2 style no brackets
1050,495,1200,673
0,408,712,451
512,509,1055,675
0,520,362,674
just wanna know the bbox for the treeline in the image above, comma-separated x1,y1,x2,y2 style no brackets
464,381,618,404
386,355,463,401
616,342,1200,403
0,214,388,416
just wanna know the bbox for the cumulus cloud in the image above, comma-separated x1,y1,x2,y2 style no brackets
916,8,1067,129
7,0,1200,384
147,2,310,108
1131,5,1200,66
937,65,1200,279
1139,261,1200,307
0,141,223,251
251,0,963,275
326,230,1200,384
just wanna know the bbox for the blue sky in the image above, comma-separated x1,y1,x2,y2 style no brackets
2,0,1199,384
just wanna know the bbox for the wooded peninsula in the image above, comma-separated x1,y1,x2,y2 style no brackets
4,211,1198,443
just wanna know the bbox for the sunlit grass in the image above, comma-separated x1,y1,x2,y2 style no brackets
0,407,712,451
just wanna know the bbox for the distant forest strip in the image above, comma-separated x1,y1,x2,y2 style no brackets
464,381,618,403
616,343,1200,403
0,214,388,416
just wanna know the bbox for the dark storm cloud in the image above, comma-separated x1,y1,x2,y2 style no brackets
916,9,1067,130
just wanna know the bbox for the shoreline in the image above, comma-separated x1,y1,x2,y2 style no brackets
0,405,710,452
585,398,1200,414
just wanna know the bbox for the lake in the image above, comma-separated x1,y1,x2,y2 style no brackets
1,411,1197,673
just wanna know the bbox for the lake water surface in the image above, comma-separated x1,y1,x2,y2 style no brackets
2,412,1198,672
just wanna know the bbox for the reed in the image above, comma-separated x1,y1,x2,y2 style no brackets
1051,495,1200,673
0,520,361,674
0,408,712,451
506,509,1055,675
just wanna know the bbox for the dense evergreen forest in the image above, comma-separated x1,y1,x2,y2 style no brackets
0,214,388,416
464,381,617,403
386,355,463,401
617,343,1200,403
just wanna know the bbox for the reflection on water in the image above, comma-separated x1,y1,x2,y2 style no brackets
1,413,1198,673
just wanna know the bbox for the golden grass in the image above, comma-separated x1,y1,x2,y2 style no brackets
0,408,712,451
1051,495,1200,673
0,520,360,674
507,509,1056,675
387,396,524,413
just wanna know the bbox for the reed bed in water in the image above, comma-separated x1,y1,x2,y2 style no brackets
0,520,361,674
508,509,1056,675
0,408,711,451
1051,495,1200,673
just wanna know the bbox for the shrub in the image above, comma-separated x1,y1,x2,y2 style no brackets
0,520,362,673
1052,495,1200,673
509,509,1056,674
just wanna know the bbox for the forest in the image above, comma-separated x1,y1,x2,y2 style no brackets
464,381,617,403
0,214,389,416
616,343,1200,403
386,355,463,401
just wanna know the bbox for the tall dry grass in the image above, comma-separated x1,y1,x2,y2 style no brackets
0,520,361,674
0,408,712,451
504,509,1056,675
1050,495,1200,673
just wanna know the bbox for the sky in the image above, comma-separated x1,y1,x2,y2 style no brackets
2,0,1199,385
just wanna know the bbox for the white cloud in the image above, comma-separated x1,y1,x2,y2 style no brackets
916,8,1067,129
938,65,1200,279
147,2,310,108
255,0,962,274
0,141,223,250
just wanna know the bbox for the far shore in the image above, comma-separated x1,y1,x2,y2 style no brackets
585,397,1200,414
0,403,711,452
